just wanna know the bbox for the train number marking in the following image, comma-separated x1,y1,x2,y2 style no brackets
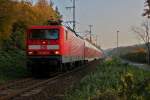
41,45,47,49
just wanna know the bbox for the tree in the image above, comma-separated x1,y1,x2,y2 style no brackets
0,0,61,49
36,0,48,7
0,0,17,48
49,0,54,7
143,0,150,18
55,6,62,19
132,20,150,64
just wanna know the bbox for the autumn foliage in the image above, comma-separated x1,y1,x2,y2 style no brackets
0,0,60,49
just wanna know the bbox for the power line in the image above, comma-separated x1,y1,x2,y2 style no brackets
89,25,93,42
66,0,76,31
117,30,119,55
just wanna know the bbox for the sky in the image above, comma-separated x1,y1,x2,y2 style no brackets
34,0,145,49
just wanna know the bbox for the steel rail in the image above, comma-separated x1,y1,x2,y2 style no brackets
0,60,100,100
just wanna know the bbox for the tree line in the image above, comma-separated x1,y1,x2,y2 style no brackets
131,0,150,64
0,0,61,50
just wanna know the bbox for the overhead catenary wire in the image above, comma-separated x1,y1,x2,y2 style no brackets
66,0,76,32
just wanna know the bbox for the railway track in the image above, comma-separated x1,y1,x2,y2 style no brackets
0,78,46,100
0,78,33,90
0,60,100,100
0,72,60,100
0,69,81,100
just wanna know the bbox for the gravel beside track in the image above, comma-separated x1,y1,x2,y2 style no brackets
0,60,100,100
0,78,33,90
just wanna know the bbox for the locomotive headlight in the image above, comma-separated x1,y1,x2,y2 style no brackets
42,41,46,44
28,51,33,55
55,51,59,55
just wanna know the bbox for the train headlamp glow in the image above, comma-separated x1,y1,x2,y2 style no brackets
55,51,59,55
42,41,46,44
28,51,33,55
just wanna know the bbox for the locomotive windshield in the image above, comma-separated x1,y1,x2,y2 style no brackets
30,29,59,39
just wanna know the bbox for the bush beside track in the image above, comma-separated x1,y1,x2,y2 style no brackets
121,51,146,64
0,49,29,84
65,58,150,100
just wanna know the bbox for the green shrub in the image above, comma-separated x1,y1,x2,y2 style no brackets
0,49,28,83
121,52,146,63
65,58,150,100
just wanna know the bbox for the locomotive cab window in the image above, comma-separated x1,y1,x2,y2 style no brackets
30,29,59,40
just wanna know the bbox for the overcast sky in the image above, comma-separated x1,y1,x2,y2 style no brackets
34,0,145,49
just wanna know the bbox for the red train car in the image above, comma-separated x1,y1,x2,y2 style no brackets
26,25,85,75
26,21,103,76
84,40,102,61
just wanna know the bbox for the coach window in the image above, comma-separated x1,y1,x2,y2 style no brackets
65,30,68,40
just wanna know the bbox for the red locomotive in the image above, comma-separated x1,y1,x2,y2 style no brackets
26,21,103,76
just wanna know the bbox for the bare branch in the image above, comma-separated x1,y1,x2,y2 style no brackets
131,26,147,43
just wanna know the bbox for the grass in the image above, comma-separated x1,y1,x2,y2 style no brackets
0,49,29,84
65,58,150,100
